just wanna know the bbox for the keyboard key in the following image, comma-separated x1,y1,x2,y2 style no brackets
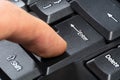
29,0,73,23
55,15,105,55
87,48,120,80
0,41,41,80
71,0,120,40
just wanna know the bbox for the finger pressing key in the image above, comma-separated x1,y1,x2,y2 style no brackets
0,1,67,58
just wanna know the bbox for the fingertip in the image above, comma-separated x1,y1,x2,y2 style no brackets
41,39,67,58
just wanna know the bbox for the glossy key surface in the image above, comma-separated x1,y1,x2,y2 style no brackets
71,0,120,40
55,15,105,55
29,0,73,23
87,48,120,80
0,41,41,80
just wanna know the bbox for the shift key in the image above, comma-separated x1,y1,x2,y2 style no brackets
0,40,41,80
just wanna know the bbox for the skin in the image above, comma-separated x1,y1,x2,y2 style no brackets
0,0,67,58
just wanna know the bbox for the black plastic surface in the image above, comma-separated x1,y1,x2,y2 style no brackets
29,0,73,23
87,48,120,80
55,15,105,55
71,0,120,40
3,0,120,80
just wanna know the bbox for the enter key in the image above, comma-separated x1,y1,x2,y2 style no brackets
55,15,105,55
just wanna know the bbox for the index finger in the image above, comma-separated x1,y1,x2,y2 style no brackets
0,1,67,58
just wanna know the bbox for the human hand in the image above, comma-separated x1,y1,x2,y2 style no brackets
0,0,67,58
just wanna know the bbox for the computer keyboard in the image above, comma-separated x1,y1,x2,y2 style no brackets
1,0,120,80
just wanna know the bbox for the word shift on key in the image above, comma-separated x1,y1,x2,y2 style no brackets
7,55,23,72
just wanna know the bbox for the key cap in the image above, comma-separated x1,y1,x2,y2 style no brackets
55,15,105,55
0,40,41,80
71,0,120,40
87,48,120,80
29,0,73,24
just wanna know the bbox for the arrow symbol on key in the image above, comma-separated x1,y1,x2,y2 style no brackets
70,24,80,33
107,13,118,22
70,24,88,41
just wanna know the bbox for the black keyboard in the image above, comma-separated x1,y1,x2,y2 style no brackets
1,0,120,80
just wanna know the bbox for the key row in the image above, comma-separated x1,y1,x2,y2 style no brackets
11,0,120,41
5,0,120,80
